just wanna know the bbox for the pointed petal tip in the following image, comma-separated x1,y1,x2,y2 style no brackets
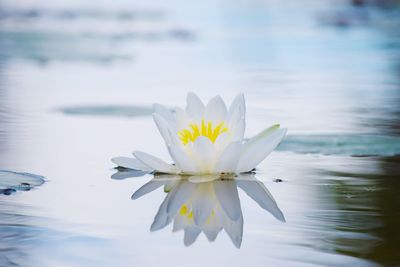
152,103,164,113
111,156,127,165
110,157,118,165
111,156,153,171
234,240,242,249
275,207,286,222
132,151,179,174
235,92,245,101
187,91,199,98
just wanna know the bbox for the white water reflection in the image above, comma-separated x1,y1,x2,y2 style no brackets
123,173,285,248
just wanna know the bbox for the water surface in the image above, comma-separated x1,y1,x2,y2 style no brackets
0,0,400,266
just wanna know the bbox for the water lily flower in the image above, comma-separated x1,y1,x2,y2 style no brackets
112,93,287,174
130,174,285,248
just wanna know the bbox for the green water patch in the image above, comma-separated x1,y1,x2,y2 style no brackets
278,134,400,156
57,105,153,118
0,170,45,195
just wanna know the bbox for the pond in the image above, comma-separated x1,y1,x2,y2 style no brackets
0,0,399,266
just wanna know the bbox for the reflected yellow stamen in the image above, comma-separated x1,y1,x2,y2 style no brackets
179,204,193,219
178,119,228,145
180,205,189,215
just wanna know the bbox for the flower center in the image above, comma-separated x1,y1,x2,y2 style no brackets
178,119,228,145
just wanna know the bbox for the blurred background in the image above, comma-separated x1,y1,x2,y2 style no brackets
0,0,400,266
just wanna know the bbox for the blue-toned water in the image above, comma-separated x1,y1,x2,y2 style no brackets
0,0,400,266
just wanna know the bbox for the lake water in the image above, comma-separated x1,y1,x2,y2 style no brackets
0,0,400,266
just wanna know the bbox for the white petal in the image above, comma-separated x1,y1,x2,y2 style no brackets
237,125,287,172
167,145,198,174
111,157,152,171
166,181,197,215
228,114,245,142
213,180,241,220
204,95,227,124
153,113,174,145
228,93,245,116
166,123,184,148
203,217,222,242
202,203,223,242
223,213,243,248
215,142,242,173
175,107,190,130
133,151,179,174
236,177,285,222
184,226,201,246
151,194,173,231
173,213,187,232
192,136,216,173
153,103,176,127
191,184,214,226
227,94,246,141
213,132,230,153
131,179,166,200
186,92,205,121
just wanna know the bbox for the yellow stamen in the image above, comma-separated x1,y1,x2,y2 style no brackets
180,205,188,215
178,119,228,145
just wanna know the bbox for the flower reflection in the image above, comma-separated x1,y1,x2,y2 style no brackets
126,173,285,248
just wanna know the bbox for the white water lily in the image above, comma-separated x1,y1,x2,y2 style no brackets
112,93,287,174
130,174,285,248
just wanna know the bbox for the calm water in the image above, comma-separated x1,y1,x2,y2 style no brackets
1,0,400,266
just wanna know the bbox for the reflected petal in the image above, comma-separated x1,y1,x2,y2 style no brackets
111,170,148,180
203,216,222,242
184,226,202,246
213,180,241,220
173,213,187,232
166,181,197,215
131,179,167,200
236,177,285,222
223,213,243,249
126,173,284,249
191,184,214,226
151,193,173,231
